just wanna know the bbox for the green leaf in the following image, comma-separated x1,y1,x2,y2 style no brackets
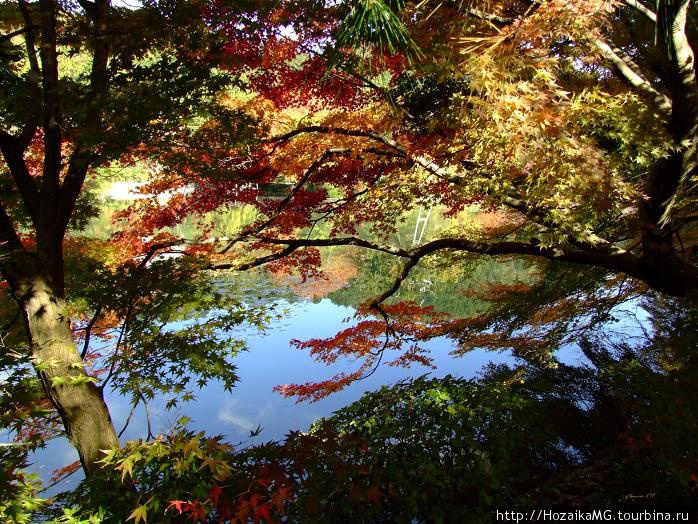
50,376,67,387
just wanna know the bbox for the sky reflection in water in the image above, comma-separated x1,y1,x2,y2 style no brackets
30,296,515,493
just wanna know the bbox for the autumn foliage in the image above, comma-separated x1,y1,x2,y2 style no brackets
3,0,698,520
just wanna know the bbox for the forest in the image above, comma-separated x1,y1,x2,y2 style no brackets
1,0,697,521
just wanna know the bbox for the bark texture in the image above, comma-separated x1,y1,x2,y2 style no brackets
2,250,119,475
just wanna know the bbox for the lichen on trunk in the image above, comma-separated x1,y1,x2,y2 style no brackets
4,250,119,476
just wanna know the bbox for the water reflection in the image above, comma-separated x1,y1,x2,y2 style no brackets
31,298,515,494
33,203,533,491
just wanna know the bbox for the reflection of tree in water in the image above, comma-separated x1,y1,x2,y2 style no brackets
297,295,698,514
62,295,697,521
267,249,359,301
85,202,260,240
195,206,536,317
327,247,532,318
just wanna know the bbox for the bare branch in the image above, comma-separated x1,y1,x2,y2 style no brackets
622,0,657,23
80,305,103,359
369,256,421,307
117,398,139,438
592,38,671,116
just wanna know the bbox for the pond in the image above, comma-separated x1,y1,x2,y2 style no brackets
28,197,579,494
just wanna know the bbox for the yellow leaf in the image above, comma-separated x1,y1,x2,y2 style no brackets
116,457,134,481
182,438,200,457
128,505,148,524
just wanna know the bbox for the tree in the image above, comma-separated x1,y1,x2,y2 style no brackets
247,0,698,297
111,0,698,399
1,1,696,517
3,0,697,491
0,0,270,475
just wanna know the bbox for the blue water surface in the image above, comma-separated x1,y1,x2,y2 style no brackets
29,297,516,494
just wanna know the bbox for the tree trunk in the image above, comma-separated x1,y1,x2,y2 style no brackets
3,251,119,476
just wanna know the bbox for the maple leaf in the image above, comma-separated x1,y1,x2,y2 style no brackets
127,505,148,524
166,500,187,515
208,485,224,506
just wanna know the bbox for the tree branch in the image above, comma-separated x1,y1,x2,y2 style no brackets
0,25,38,44
80,304,103,359
246,235,642,277
17,0,41,149
0,131,40,225
221,148,350,255
592,38,671,116
244,232,698,295
59,0,110,228
498,193,624,253
369,256,421,307
0,203,24,254
622,0,657,23
76,0,98,19
220,146,395,254
265,125,407,157
37,0,62,201
448,1,515,25
213,245,300,271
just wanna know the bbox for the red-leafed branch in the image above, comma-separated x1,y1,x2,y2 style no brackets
264,124,626,250
220,148,352,254
265,126,407,157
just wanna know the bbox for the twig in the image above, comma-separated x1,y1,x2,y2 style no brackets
118,398,140,438
80,305,102,359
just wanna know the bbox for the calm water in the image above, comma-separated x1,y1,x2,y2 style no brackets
28,201,565,493
31,298,521,494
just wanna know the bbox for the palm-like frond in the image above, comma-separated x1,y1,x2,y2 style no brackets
335,0,421,59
